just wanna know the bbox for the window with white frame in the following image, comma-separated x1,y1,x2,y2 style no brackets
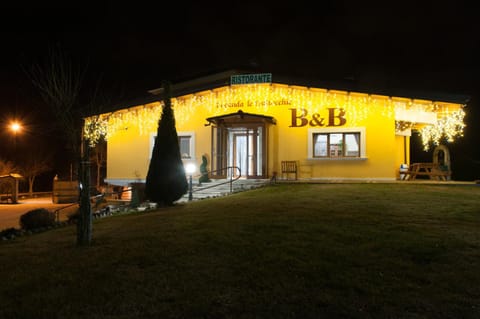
178,135,192,158
150,132,195,159
308,128,366,159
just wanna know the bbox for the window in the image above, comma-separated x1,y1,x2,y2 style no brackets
308,128,366,159
150,132,195,159
178,135,192,158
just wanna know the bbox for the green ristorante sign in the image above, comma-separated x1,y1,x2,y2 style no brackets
231,73,272,85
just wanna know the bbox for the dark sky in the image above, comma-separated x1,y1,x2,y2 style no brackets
2,1,479,94
1,1,479,178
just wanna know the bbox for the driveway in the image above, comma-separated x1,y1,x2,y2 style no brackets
0,197,78,230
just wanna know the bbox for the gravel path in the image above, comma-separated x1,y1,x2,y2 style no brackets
0,197,78,229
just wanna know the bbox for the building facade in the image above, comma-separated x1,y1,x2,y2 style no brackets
86,71,466,187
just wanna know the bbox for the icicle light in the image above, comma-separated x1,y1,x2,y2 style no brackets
419,109,466,150
84,84,466,149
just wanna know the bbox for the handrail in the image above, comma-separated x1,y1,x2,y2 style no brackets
53,202,79,223
52,192,107,223
191,166,241,194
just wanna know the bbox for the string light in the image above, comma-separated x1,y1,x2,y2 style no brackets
83,84,466,150
395,121,414,132
419,109,466,150
83,116,108,147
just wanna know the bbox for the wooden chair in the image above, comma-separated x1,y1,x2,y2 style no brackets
281,161,298,180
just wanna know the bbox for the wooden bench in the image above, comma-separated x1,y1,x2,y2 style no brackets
403,163,451,181
404,170,451,180
0,193,13,203
281,161,298,180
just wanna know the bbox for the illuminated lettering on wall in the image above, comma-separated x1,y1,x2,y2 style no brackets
289,108,346,127
216,99,290,108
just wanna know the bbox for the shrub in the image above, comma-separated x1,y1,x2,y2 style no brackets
0,227,21,238
145,82,188,206
19,208,56,231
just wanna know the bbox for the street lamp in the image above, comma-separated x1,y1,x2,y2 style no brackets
9,121,22,134
185,163,196,201
9,121,22,154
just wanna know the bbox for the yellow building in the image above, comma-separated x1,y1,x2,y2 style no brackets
85,71,467,186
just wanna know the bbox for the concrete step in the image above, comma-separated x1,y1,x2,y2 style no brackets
177,178,270,202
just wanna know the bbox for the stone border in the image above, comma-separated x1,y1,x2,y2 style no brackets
0,202,159,242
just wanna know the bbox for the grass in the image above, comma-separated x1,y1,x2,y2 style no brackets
0,183,479,319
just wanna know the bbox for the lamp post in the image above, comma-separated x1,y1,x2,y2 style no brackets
185,163,196,201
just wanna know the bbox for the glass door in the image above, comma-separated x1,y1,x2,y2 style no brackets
210,121,267,179
233,133,247,177
211,125,228,178
229,127,262,178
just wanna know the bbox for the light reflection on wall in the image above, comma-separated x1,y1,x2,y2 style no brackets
84,84,465,149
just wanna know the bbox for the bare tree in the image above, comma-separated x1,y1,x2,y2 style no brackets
90,140,107,191
0,158,18,175
19,152,53,196
25,45,108,246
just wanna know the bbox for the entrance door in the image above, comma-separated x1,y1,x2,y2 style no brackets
211,125,265,179
233,133,247,178
208,111,275,179
232,129,259,178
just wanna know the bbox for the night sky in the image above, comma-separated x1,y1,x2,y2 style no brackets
1,1,479,182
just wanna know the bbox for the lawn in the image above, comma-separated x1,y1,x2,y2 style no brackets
0,183,479,319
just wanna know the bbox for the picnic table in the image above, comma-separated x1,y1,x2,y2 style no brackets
402,163,451,181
